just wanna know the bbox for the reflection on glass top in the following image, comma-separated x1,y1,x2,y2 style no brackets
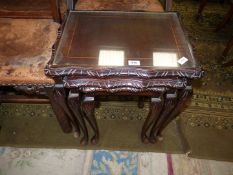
98,50,124,66
153,52,178,67
53,11,197,69
97,50,189,67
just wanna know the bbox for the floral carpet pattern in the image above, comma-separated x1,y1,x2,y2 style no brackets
91,151,138,175
0,147,233,175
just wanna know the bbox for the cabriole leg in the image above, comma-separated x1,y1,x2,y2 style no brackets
82,96,99,144
46,85,73,133
149,90,178,143
141,96,163,143
158,86,193,135
68,89,88,145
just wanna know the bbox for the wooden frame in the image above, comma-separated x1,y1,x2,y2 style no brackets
0,0,61,22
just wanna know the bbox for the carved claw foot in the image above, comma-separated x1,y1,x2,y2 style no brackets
148,136,163,144
141,135,150,144
156,134,163,141
91,135,99,145
149,137,157,144
80,137,88,145
73,131,80,138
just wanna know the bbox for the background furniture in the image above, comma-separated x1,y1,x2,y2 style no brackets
66,0,173,11
0,0,61,22
197,0,233,66
222,36,233,66
214,0,233,32
197,0,226,20
220,1,233,66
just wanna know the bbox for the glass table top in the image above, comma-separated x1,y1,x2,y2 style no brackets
52,11,198,69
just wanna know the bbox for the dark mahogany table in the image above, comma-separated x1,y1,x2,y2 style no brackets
45,11,203,145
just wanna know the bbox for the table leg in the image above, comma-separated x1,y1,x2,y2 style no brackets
157,86,193,135
222,36,233,66
68,89,88,145
149,90,178,143
138,97,145,108
215,4,233,32
219,36,233,66
223,36,233,57
141,96,164,143
82,96,99,144
46,85,79,134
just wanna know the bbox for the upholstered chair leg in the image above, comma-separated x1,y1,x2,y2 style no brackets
223,36,233,57
222,36,233,66
197,0,208,20
165,0,173,11
215,4,233,32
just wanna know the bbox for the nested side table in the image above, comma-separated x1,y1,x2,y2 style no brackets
45,11,203,145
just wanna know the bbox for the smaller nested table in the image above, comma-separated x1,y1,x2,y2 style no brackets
45,11,203,145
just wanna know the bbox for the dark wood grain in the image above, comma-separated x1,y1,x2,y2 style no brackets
0,0,61,22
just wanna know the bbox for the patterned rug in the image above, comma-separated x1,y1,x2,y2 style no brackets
0,147,233,175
